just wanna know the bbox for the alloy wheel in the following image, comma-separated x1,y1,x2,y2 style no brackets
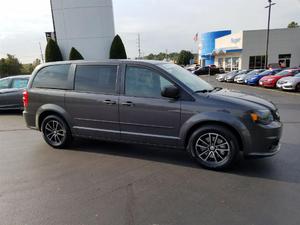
44,119,66,146
195,132,231,165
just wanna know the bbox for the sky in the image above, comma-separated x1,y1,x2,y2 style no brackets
0,0,300,63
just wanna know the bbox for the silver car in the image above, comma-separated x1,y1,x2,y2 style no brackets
277,73,300,91
216,70,238,82
234,69,265,84
0,75,30,110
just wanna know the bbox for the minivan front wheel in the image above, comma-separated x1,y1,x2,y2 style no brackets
188,125,239,170
41,115,72,149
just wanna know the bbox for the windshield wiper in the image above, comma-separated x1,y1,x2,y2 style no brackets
194,89,211,93
194,87,223,94
212,87,223,92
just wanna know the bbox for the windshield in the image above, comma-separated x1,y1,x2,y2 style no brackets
259,70,274,76
295,73,300,78
275,70,290,76
159,63,213,92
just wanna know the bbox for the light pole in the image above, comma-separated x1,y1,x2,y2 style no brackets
265,0,276,69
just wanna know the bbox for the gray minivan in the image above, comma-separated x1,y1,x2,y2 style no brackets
23,60,283,170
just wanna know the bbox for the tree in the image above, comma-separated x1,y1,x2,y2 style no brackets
109,35,127,59
177,50,194,66
21,59,41,75
288,21,299,28
45,39,63,62
0,54,22,78
69,47,84,60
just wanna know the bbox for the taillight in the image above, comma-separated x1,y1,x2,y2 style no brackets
23,90,29,108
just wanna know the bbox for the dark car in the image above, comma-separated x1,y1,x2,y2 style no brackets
0,75,30,110
193,65,223,76
23,60,282,170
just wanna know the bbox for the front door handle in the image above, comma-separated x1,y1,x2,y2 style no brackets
103,100,116,105
121,101,134,107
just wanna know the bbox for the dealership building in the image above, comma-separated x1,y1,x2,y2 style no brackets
50,0,115,60
199,28,300,71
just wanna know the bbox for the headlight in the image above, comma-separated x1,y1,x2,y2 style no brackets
250,109,274,125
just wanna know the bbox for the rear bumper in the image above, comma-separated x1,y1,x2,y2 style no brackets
23,110,38,130
243,121,283,158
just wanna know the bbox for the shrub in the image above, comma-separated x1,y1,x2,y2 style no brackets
45,39,63,62
69,47,84,60
109,35,127,59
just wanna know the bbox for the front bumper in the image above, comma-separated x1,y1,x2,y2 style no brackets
244,121,283,158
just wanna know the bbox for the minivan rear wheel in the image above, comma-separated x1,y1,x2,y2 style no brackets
41,115,72,149
188,125,239,170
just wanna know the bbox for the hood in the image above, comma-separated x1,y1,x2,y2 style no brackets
260,75,274,81
209,89,276,111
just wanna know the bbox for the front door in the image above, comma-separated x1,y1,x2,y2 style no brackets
119,65,181,146
65,65,120,140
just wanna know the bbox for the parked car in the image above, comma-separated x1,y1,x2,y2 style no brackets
185,64,200,72
276,72,300,91
24,60,282,170
259,68,300,88
245,68,282,85
0,75,30,110
225,70,251,83
193,65,223,76
234,69,265,84
216,70,238,82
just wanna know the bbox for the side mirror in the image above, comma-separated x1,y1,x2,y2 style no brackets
161,85,179,99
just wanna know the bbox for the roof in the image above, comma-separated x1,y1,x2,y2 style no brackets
39,59,167,66
213,48,242,55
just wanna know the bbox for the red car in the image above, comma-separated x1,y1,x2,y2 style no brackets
259,68,300,88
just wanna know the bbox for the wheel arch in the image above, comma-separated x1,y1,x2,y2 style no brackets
36,104,72,131
180,112,251,152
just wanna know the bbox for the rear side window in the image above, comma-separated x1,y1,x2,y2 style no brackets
32,65,70,89
0,78,10,89
75,65,117,94
12,79,28,88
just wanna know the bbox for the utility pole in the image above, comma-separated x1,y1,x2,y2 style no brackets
137,33,141,59
39,42,45,63
265,0,276,69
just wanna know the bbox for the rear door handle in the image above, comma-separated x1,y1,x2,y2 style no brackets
121,101,134,107
103,100,116,105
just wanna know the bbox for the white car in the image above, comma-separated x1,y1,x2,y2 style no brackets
277,73,300,91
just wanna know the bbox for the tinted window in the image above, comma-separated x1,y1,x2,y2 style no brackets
33,65,70,89
12,79,28,88
125,66,173,98
0,78,10,89
75,65,117,94
158,63,213,92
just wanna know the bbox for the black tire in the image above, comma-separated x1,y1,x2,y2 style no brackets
41,115,72,149
296,83,300,92
187,125,239,170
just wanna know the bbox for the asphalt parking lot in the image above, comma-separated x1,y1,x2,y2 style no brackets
1,77,300,225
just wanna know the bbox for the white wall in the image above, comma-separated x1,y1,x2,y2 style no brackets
241,28,300,69
215,32,243,50
51,0,115,60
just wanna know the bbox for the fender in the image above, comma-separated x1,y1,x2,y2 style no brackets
35,104,73,131
179,111,252,153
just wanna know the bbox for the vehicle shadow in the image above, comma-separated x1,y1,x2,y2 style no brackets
0,110,23,115
69,138,300,185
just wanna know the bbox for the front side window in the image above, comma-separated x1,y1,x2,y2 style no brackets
11,79,28,88
125,66,173,98
0,78,10,89
33,64,70,89
75,65,117,94
158,63,213,92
